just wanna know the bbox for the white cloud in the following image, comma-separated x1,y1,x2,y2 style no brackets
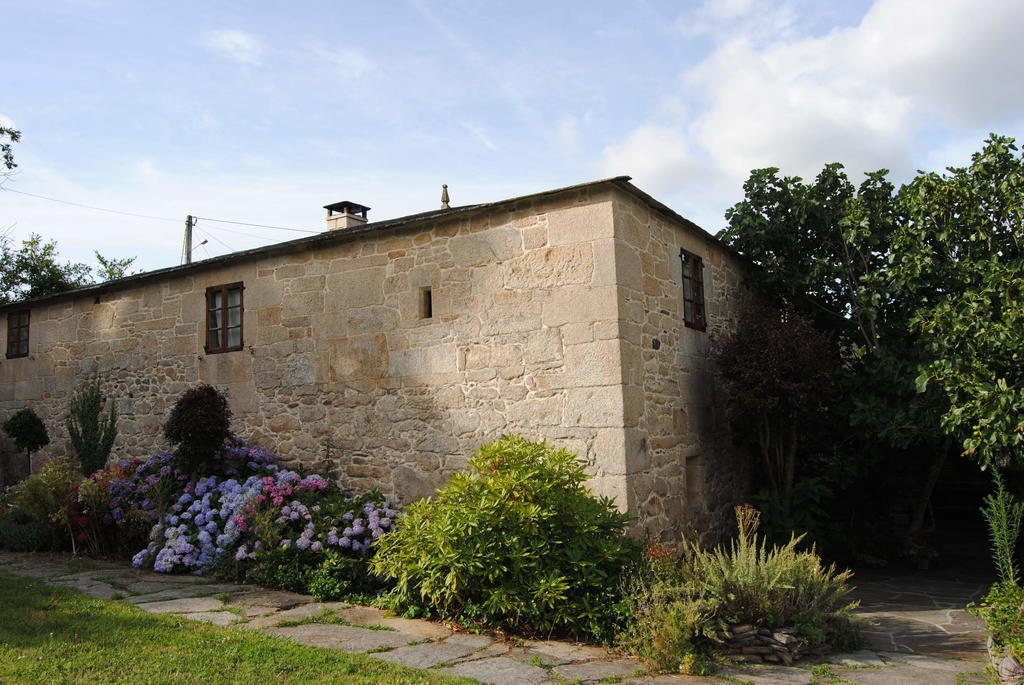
556,115,580,156
201,29,264,66
601,125,705,194
606,0,1024,198
309,44,374,79
462,122,499,152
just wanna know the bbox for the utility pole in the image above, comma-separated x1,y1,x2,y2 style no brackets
184,215,193,264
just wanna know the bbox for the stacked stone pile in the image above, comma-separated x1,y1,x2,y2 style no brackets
716,624,830,665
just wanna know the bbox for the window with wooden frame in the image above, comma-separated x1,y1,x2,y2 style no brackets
680,248,706,331
6,310,30,358
205,283,244,353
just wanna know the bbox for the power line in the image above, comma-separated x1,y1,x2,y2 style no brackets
2,186,322,235
1,187,180,223
193,216,319,234
195,225,234,253
194,221,304,241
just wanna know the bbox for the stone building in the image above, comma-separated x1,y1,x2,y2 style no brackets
0,177,748,540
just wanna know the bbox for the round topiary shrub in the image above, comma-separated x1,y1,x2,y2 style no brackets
370,434,640,642
2,407,49,472
163,385,231,474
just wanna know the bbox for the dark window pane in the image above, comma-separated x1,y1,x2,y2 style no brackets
228,307,241,326
227,327,241,347
208,330,221,348
228,288,241,307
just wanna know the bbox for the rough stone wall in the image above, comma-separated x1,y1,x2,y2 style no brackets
0,184,750,541
612,193,749,544
0,187,633,509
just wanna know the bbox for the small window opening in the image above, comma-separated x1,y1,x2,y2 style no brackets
419,287,433,319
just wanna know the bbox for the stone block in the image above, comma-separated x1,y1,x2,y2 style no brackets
541,285,619,326
547,200,614,246
388,344,457,377
561,339,622,387
563,385,625,427
503,243,592,289
523,327,562,364
448,227,523,266
326,334,387,381
326,267,385,309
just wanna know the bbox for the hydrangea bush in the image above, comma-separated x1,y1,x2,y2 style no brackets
110,441,399,600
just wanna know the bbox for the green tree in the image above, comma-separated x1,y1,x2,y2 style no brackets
93,252,137,281
713,301,835,525
719,162,952,554
0,234,138,304
893,134,1024,468
164,385,232,475
0,126,19,171
0,234,92,303
2,408,49,474
66,374,118,476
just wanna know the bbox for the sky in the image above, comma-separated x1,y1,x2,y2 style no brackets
2,0,1023,274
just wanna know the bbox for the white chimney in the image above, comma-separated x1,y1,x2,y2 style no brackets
324,200,370,231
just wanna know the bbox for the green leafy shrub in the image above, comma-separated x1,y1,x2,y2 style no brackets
66,374,117,476
7,456,78,532
308,550,382,601
244,547,320,594
370,435,640,641
970,582,1024,661
163,385,231,474
619,506,857,670
2,407,49,471
0,509,53,551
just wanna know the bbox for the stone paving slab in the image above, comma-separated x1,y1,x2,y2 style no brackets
521,638,610,663
372,641,484,669
238,601,352,629
505,646,572,667
833,665,960,685
836,649,887,668
551,658,645,682
622,677,714,684
451,642,509,663
49,577,120,599
179,611,241,626
877,650,986,672
267,623,422,653
439,656,550,685
126,583,251,604
337,606,453,639
444,633,495,649
716,664,813,684
228,589,312,610
136,596,225,613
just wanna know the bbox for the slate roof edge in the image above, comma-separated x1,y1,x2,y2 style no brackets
0,175,742,311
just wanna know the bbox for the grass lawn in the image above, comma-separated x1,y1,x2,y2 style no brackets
0,571,473,684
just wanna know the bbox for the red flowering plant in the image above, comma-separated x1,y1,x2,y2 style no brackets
75,458,154,558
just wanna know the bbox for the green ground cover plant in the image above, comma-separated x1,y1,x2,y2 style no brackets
0,570,469,685
370,435,640,642
618,506,857,674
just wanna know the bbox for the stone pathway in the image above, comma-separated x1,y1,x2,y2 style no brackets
0,553,993,684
